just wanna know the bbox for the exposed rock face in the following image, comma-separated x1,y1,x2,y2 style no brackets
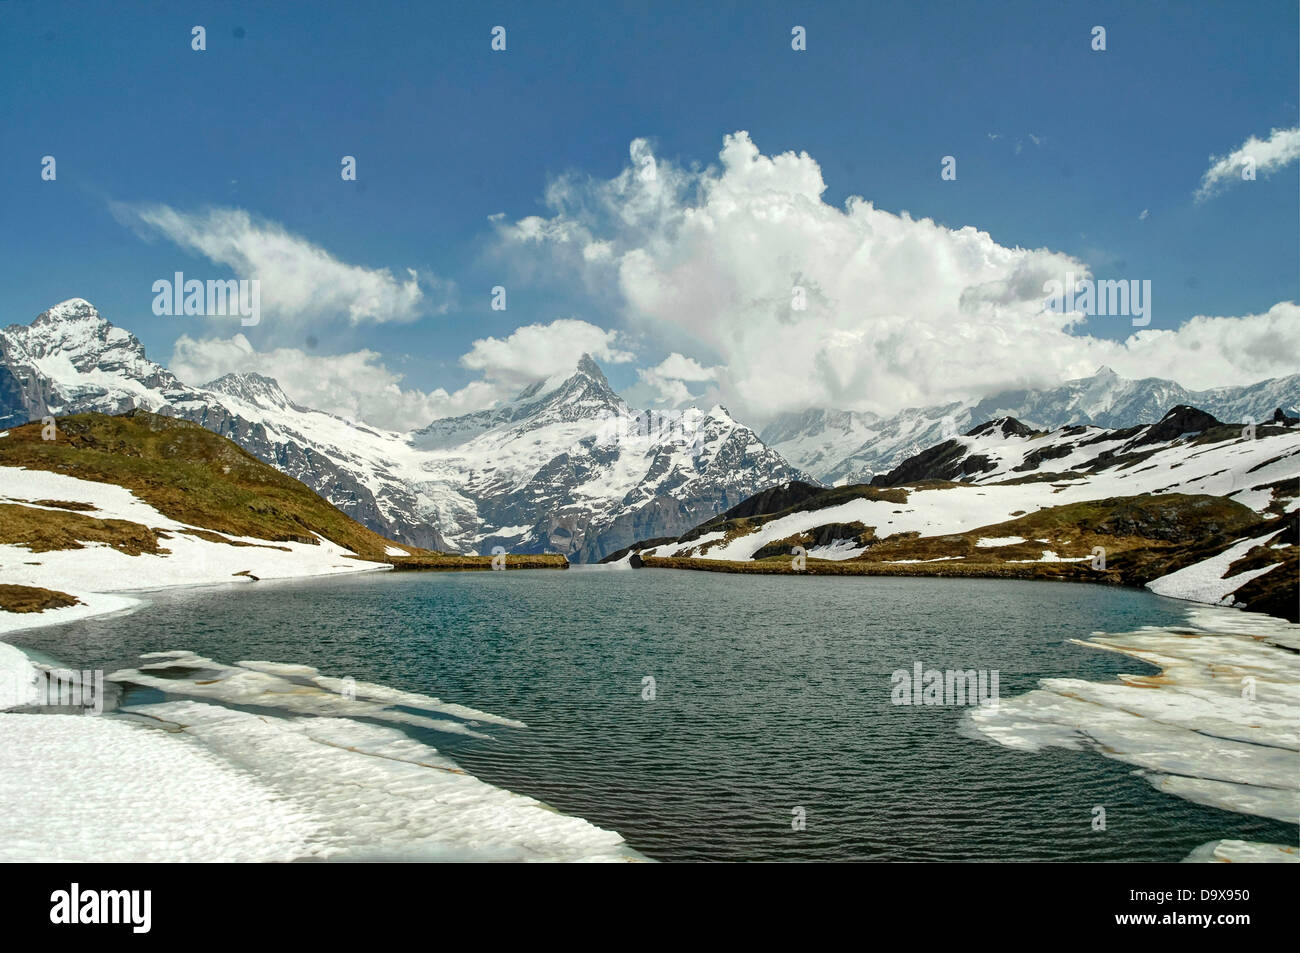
1131,405,1222,448
712,481,825,522
867,420,1038,487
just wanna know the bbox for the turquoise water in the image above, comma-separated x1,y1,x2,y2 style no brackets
11,568,1293,861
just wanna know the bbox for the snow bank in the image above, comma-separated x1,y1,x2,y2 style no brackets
0,466,390,634
1146,536,1281,605
0,641,37,710
0,645,643,862
0,593,140,637
976,536,1027,547
0,711,322,861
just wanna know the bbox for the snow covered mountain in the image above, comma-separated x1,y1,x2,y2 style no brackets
626,406,1300,619
0,299,806,561
764,366,1300,485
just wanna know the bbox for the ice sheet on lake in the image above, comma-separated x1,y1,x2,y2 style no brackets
112,651,526,735
966,606,1300,823
117,697,640,862
0,641,641,862
0,640,38,710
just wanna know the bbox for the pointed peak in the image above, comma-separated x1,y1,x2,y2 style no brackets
1092,365,1120,380
35,298,103,325
575,353,609,385
515,353,616,402
205,372,299,410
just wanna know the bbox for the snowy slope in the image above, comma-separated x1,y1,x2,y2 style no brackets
766,365,1300,484
0,465,391,634
646,409,1300,569
1,300,806,560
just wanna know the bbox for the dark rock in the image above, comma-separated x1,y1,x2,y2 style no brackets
1130,405,1221,448
965,416,1035,438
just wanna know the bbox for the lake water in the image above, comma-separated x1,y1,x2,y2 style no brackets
10,568,1293,861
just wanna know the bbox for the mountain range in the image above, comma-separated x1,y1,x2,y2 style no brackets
616,406,1300,620
4,299,1298,562
0,300,802,561
763,366,1300,485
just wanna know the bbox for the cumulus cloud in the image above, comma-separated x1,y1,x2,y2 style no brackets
498,131,1300,421
628,353,722,407
118,204,446,325
1083,300,1300,390
1195,126,1300,201
170,334,497,431
651,353,717,382
459,318,634,390
170,316,634,430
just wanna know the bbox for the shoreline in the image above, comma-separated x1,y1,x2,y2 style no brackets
2,573,1294,861
0,640,644,863
0,557,570,637
633,551,1296,622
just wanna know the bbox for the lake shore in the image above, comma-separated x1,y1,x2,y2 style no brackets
0,637,642,863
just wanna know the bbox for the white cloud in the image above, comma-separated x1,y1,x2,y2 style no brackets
1195,126,1300,201
1086,300,1300,391
119,204,445,326
651,353,717,382
459,318,634,390
629,353,722,407
171,317,635,431
498,131,1300,421
170,334,494,431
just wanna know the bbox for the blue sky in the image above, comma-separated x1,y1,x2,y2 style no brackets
1,0,1296,428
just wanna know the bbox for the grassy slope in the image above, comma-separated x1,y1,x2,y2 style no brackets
0,412,567,577
0,583,81,613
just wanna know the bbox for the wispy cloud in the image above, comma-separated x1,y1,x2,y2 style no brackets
115,203,449,325
1195,126,1300,202
170,334,489,430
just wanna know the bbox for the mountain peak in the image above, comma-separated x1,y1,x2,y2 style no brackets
34,298,103,326
575,352,610,387
1092,365,1120,381
205,372,300,411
